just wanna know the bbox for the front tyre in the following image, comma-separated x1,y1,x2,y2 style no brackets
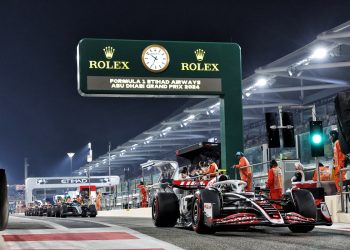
288,225,315,233
152,192,179,227
288,189,316,233
60,205,67,218
192,197,215,234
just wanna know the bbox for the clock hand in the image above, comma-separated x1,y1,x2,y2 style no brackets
150,54,157,60
150,59,156,67
150,55,158,67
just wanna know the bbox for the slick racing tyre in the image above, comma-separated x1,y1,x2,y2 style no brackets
47,208,51,217
152,192,179,227
89,205,97,217
81,206,88,218
288,189,316,233
55,206,61,217
192,190,219,234
0,169,9,231
60,205,67,218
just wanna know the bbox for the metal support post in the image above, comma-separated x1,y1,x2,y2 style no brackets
88,167,91,205
108,142,111,210
311,105,321,188
315,157,321,187
24,158,29,181
340,170,344,212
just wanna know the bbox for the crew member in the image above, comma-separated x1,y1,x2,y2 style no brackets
199,162,209,180
266,159,283,200
56,196,62,205
330,130,346,192
96,192,102,211
291,162,305,182
75,195,82,204
66,196,72,203
137,181,148,208
178,167,188,180
312,162,331,182
233,152,252,191
204,159,218,179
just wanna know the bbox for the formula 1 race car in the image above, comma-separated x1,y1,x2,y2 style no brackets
25,200,43,216
81,204,97,217
37,204,50,216
55,202,83,218
150,142,332,234
24,204,35,216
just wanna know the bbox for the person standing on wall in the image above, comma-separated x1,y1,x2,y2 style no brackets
266,159,283,200
329,130,346,193
204,159,218,179
96,192,102,211
233,152,252,192
137,181,148,208
291,162,305,183
312,162,331,182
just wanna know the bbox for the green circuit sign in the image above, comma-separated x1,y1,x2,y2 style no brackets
77,39,240,97
77,38,243,178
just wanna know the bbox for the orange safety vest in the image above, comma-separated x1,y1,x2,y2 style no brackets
137,184,147,199
207,163,217,173
267,166,282,190
312,166,331,181
334,140,346,172
236,157,252,179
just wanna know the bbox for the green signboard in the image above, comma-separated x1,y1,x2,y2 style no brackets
77,38,242,178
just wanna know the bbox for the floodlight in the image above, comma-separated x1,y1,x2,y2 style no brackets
310,48,327,59
255,78,267,87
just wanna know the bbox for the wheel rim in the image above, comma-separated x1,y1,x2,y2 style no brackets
152,199,158,219
193,200,199,224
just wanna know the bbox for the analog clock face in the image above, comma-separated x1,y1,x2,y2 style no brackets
142,45,170,72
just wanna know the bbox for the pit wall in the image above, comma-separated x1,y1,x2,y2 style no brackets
97,197,350,224
325,195,350,223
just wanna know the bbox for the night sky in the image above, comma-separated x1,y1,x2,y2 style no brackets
1,0,350,184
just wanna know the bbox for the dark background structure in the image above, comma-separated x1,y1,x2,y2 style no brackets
1,0,350,183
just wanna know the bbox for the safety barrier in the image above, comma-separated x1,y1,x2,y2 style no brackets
339,167,350,213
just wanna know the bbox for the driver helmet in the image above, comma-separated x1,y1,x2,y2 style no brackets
218,174,229,182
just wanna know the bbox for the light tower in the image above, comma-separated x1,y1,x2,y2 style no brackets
67,153,75,176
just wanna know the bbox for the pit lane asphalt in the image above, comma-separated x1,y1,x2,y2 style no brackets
12,215,350,250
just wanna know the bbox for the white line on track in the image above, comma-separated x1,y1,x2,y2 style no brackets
0,215,183,250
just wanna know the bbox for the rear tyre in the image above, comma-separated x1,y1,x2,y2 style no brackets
0,169,9,231
152,192,179,227
288,189,316,233
55,206,61,217
81,208,88,218
51,207,56,217
47,208,51,217
89,205,97,217
60,205,67,218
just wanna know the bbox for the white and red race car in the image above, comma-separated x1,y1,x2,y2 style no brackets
148,142,332,234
